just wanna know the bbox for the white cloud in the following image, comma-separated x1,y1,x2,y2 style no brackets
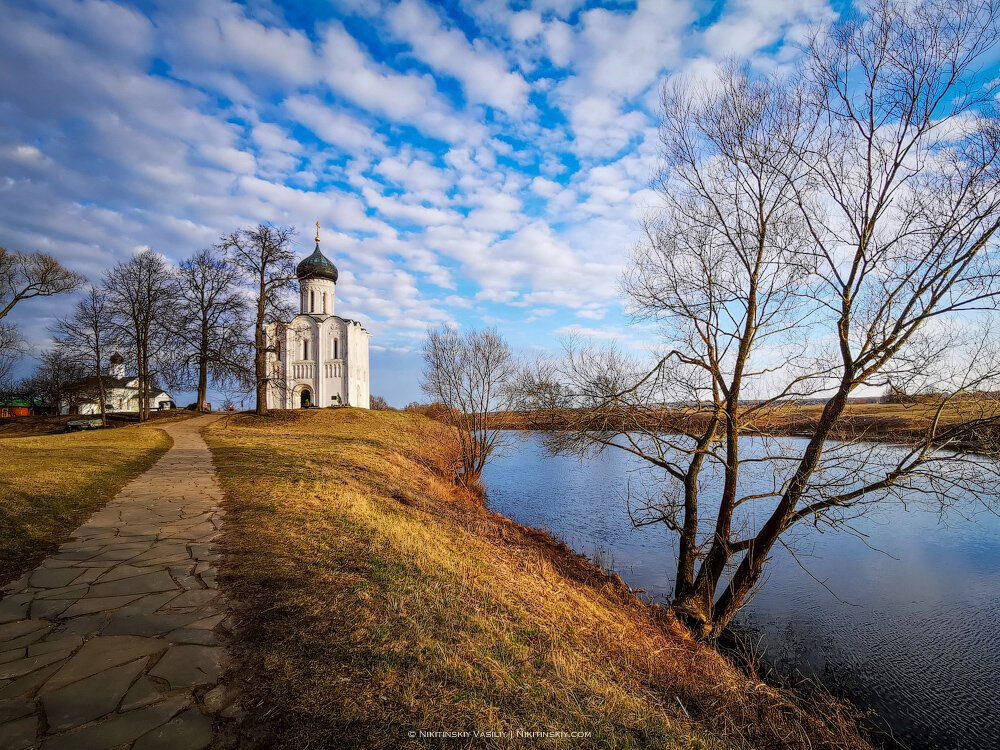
158,0,319,86
510,11,544,41
386,0,531,115
320,22,484,145
702,0,835,58
283,96,385,154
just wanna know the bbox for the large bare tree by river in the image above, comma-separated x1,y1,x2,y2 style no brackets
521,0,1000,639
422,326,517,489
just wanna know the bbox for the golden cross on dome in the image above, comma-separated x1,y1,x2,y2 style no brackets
315,221,320,242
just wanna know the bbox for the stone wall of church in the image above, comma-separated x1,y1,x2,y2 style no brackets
345,322,370,409
265,316,370,410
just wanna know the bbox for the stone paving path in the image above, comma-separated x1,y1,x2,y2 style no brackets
0,414,235,750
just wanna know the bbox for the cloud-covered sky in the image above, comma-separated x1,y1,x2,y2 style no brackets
0,0,837,406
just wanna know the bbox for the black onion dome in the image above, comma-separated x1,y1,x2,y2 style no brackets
109,351,124,365
296,242,339,283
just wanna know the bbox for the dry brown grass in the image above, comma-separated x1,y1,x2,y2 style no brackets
205,409,874,750
0,424,172,584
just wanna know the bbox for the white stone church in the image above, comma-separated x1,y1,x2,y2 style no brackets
60,350,175,415
265,226,371,410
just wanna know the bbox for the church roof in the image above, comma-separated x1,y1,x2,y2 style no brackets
296,241,339,283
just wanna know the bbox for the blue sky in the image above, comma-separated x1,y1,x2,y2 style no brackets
0,0,841,406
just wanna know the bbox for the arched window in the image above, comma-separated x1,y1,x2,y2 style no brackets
303,338,309,360
333,338,338,359
310,290,315,312
322,292,327,314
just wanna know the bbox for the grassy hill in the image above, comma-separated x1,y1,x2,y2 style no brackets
0,425,172,584
205,409,872,749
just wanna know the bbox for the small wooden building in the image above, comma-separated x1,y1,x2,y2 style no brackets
0,399,34,417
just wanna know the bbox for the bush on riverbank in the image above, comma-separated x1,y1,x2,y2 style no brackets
205,409,873,749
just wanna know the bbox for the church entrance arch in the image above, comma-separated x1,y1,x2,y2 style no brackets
299,388,312,409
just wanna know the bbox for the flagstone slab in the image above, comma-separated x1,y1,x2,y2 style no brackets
86,570,175,598
0,649,25,665
132,707,213,750
103,613,201,637
0,620,52,647
0,598,30,624
49,614,108,638
0,715,36,750
41,657,147,732
119,675,161,711
95,565,163,584
60,594,145,618
40,696,189,750
29,569,83,590
34,585,89,601
149,645,225,688
27,635,82,657
161,590,219,610
0,649,74,680
40,636,166,694
164,628,224,646
68,568,104,586
117,592,181,615
0,699,33,723
188,614,224,631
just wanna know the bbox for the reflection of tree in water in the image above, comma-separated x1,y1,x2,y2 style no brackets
730,611,988,750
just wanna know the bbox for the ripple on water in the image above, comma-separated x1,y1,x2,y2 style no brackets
484,433,1000,750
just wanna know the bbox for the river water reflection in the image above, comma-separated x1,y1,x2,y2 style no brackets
482,432,1000,750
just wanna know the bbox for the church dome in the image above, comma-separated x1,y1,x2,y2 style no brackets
109,351,124,365
296,242,339,283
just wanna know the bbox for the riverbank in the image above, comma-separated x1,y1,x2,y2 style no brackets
204,409,873,749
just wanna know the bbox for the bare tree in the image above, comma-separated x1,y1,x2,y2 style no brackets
52,286,113,424
422,326,517,489
171,249,249,412
24,347,89,415
527,0,1000,639
104,251,175,422
219,224,296,416
0,248,86,319
0,248,85,378
369,394,392,410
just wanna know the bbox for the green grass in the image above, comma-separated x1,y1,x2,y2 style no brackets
0,426,172,584
205,409,872,750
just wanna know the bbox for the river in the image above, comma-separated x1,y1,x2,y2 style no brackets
482,432,1000,750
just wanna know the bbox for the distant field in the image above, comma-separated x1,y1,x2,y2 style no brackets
205,409,871,750
0,425,172,584
498,398,1000,447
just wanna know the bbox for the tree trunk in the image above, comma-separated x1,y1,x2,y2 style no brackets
254,317,267,416
198,320,209,412
97,373,107,428
137,354,145,422
706,384,853,636
254,269,268,416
